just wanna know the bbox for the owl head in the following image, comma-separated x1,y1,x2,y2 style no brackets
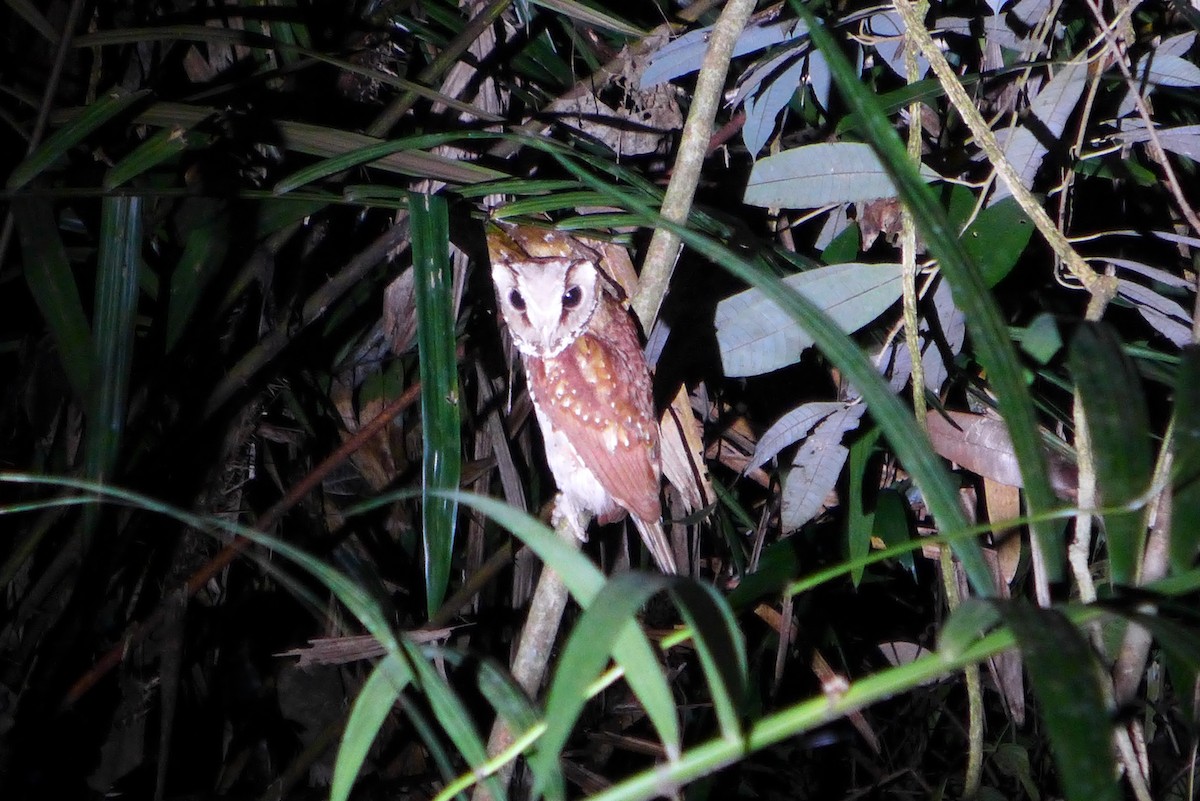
491,256,601,358
488,225,607,358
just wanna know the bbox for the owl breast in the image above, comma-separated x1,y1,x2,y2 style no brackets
523,302,662,527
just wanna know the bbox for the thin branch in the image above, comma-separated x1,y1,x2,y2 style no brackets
890,0,1117,316
633,0,759,329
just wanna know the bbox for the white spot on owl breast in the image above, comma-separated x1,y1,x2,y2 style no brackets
534,404,616,519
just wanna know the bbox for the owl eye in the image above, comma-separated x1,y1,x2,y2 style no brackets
562,286,582,309
508,289,526,311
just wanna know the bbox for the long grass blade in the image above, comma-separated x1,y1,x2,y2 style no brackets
7,89,150,190
85,195,141,484
409,192,461,615
11,199,92,400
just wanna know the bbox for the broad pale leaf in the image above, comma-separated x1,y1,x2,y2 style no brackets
1117,279,1192,346
1117,123,1200,163
991,61,1088,203
1094,255,1192,289
1159,32,1197,57
641,19,806,88
869,12,928,79
743,53,808,157
1135,52,1200,88
747,401,848,474
716,262,904,377
746,142,940,208
781,404,866,531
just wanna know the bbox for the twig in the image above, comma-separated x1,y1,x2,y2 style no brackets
890,0,1117,318
474,513,581,801
1080,0,1200,238
633,0,759,328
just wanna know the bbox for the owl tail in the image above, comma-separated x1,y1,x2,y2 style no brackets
633,517,680,574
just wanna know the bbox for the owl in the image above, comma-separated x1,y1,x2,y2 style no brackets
487,224,678,574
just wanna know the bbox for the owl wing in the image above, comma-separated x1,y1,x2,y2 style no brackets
528,309,662,524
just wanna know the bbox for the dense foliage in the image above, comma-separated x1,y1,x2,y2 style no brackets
2,0,1200,799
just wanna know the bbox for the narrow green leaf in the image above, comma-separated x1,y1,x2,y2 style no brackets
402,638,505,801
331,653,411,801
938,598,1002,659
1000,601,1119,801
533,573,672,798
391,491,680,774
453,493,682,764
472,653,542,737
960,198,1034,288
1171,346,1200,574
487,191,615,218
278,123,504,185
799,5,1062,581
85,196,142,484
6,0,59,42
275,134,478,195
409,192,461,616
848,427,882,586
7,89,150,189
11,200,91,401
871,488,915,576
1069,323,1153,585
166,203,229,352
669,580,748,741
104,125,196,189
529,0,646,37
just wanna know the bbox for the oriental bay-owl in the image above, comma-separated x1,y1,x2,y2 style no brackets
487,225,678,574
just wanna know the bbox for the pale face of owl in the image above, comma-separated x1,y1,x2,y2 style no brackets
490,257,600,358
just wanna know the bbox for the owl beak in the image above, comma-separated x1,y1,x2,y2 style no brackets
526,306,564,350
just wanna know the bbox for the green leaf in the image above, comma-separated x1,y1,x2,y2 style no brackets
331,653,411,801
1019,313,1063,366
871,487,915,577
85,196,142,484
409,192,461,615
11,200,92,401
166,203,230,352
820,218,860,263
1171,346,1200,574
1000,601,1119,801
960,198,1034,287
529,0,646,37
408,491,682,772
847,426,882,586
533,573,674,797
104,125,196,189
1069,323,1153,585
992,742,1041,801
7,90,151,190
402,638,502,800
669,580,749,741
938,598,1002,659
274,132,496,194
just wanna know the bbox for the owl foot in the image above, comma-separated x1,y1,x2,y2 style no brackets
551,494,590,543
